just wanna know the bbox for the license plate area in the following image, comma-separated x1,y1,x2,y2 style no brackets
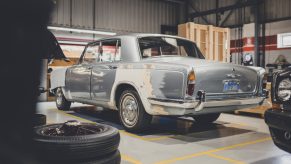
223,80,240,92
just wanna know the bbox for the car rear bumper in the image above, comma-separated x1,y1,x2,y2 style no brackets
265,109,291,153
147,90,267,115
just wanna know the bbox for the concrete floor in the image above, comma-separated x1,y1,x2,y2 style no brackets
36,102,291,164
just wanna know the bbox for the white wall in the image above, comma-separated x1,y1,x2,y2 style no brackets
230,19,291,67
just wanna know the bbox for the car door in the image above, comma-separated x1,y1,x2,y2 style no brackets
90,39,121,102
67,42,100,100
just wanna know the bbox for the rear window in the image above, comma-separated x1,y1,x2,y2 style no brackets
138,37,204,59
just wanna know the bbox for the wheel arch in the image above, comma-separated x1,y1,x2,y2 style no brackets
113,82,141,109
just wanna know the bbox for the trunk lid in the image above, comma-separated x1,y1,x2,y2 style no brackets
142,57,259,97
194,65,258,98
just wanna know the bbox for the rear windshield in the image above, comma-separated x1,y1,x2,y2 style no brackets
138,37,205,59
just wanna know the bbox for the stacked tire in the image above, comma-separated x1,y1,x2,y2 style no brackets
33,121,121,164
33,114,47,127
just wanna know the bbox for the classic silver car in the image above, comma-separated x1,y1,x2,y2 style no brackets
51,34,268,131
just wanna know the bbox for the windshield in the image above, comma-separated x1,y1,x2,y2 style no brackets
138,37,204,59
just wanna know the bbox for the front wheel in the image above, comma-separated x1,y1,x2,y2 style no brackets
55,87,71,111
118,89,152,132
192,113,221,124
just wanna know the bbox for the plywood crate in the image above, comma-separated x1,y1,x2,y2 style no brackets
178,23,209,58
208,25,230,62
178,22,230,62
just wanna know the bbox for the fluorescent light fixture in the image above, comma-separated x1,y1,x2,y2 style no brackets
58,41,88,45
48,26,116,36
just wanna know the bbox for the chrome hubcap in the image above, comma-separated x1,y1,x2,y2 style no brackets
121,95,138,126
56,89,63,105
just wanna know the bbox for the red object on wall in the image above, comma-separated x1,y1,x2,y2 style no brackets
230,35,291,53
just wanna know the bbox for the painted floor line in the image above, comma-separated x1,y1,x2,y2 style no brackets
154,137,271,164
50,108,257,142
206,153,246,164
53,108,95,123
121,154,143,164
52,108,173,141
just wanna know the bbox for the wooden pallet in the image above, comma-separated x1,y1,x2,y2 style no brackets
234,106,269,118
234,99,272,118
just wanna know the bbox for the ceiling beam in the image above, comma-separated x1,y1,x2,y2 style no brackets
189,0,262,19
162,0,185,4
219,0,241,27
189,1,210,24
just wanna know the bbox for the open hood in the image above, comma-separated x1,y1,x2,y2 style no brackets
43,29,67,59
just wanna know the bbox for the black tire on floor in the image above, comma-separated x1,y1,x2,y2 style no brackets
192,113,221,124
33,123,120,161
41,150,121,164
33,114,46,127
118,89,152,132
55,87,71,111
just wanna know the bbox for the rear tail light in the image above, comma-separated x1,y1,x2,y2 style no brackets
186,70,196,96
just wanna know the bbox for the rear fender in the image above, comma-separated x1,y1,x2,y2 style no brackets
50,68,68,92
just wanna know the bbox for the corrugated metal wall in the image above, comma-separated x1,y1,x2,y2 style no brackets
50,0,179,33
264,0,291,22
188,0,291,27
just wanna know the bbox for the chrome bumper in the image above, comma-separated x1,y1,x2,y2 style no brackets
148,90,268,113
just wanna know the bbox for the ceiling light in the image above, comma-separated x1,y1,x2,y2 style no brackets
47,26,116,36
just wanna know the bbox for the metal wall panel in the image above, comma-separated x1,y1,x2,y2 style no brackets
264,0,291,21
49,0,179,33
72,0,94,28
50,0,71,26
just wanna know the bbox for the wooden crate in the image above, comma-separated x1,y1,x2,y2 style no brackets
178,23,209,58
208,25,230,62
178,22,230,62
49,58,79,66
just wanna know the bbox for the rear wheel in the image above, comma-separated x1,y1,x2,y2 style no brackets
118,89,152,132
55,87,71,111
192,113,221,124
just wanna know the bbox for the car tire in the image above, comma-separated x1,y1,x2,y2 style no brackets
192,113,221,124
33,122,120,161
118,89,152,132
269,127,291,153
55,87,71,111
33,114,46,127
40,150,121,164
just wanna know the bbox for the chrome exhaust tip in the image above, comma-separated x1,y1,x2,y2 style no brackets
284,131,291,140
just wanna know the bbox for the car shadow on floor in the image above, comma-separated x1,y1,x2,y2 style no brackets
69,106,253,144
250,154,291,164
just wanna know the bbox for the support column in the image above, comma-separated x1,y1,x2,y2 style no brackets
254,0,260,66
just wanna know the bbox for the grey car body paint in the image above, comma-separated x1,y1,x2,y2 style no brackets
50,34,266,116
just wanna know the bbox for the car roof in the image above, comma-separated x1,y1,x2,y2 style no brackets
95,33,191,42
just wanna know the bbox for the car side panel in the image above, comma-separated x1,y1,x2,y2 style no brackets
108,64,188,115
91,64,117,102
50,67,67,90
66,64,91,100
